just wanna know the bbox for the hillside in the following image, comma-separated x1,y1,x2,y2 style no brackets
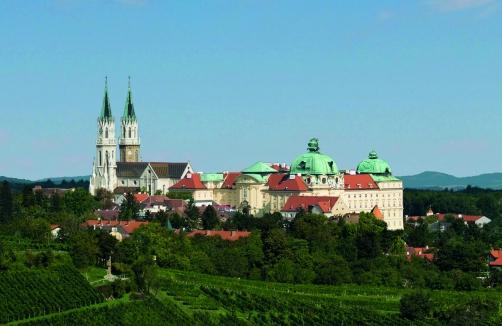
0,175,90,185
398,171,502,190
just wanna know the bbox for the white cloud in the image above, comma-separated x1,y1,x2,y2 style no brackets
428,0,497,12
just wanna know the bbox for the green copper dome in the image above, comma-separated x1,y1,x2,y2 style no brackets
356,151,392,174
290,138,338,175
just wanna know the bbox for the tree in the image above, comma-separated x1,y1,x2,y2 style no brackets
119,192,141,221
21,185,35,208
167,191,193,200
62,188,98,216
0,181,13,223
184,198,201,230
400,290,431,321
169,212,185,229
95,188,114,208
70,231,100,268
201,205,219,230
49,192,62,213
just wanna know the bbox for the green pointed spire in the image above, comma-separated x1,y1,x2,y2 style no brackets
123,76,136,121
100,77,113,120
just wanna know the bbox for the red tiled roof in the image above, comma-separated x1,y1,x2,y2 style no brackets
170,173,206,190
50,225,60,230
95,210,120,220
141,195,169,204
271,164,290,172
221,172,242,189
281,196,339,213
83,220,148,234
134,193,149,203
344,174,378,190
187,230,251,241
165,199,187,208
490,250,502,266
371,205,384,218
268,174,309,191
406,246,434,262
407,214,484,222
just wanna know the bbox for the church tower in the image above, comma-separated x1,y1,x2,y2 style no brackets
119,77,141,162
89,78,118,194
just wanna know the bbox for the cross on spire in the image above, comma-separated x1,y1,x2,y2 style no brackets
128,75,130,86
105,76,107,86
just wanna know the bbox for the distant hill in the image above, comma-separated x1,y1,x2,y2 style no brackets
0,176,34,184
397,171,502,190
0,175,90,185
35,176,91,184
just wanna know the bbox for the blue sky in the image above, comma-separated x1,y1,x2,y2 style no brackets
1,0,501,180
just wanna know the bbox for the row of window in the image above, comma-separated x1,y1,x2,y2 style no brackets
347,192,401,198
348,200,402,209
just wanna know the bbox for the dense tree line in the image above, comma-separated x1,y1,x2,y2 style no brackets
404,186,502,224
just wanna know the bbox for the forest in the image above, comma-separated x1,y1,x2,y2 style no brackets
1,181,502,324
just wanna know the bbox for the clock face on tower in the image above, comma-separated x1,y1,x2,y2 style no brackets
128,150,132,155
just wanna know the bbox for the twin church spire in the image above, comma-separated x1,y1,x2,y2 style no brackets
96,77,141,163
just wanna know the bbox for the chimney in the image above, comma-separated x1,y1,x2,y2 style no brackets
206,230,210,236
126,220,130,226
231,230,236,237
107,219,111,225
93,224,96,230
99,219,103,226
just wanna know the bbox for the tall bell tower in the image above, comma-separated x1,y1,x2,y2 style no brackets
89,77,117,194
119,77,141,162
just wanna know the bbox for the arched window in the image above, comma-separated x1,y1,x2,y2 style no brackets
112,151,114,159
105,128,108,138
243,188,247,198
105,151,108,165
99,151,102,166
133,128,136,138
121,150,125,161
128,128,131,138
123,127,126,138
135,151,138,162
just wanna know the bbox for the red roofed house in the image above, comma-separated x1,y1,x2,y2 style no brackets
489,250,502,271
406,245,434,263
187,229,251,241
280,195,349,220
406,209,491,228
83,219,148,241
169,173,213,206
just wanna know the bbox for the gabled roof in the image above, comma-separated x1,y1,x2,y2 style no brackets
267,174,309,191
95,210,120,220
84,220,148,234
165,199,188,208
490,250,502,266
141,195,169,204
371,205,384,218
242,162,278,174
170,173,206,190
408,213,487,223
281,196,339,213
116,162,149,177
344,174,379,190
406,246,434,262
134,193,149,203
150,162,189,179
187,230,251,241
221,172,242,189
271,163,290,172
